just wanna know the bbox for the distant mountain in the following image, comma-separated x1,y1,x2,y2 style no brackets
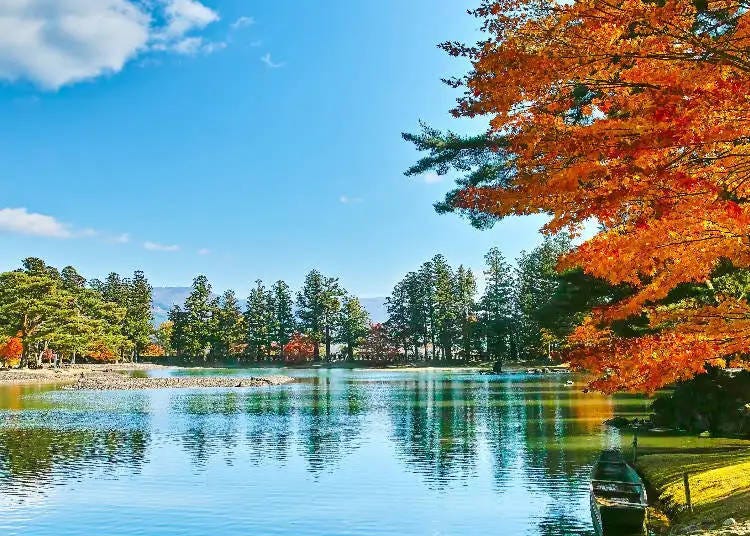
151,287,196,326
151,287,387,326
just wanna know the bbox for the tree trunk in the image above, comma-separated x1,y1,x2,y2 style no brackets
325,324,331,362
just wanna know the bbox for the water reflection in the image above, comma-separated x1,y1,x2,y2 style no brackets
0,370,648,536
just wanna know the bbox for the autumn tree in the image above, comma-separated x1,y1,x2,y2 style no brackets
154,321,174,356
359,323,399,362
406,0,750,390
283,332,316,363
0,337,23,368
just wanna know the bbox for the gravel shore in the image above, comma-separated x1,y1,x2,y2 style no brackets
0,363,294,390
64,373,294,391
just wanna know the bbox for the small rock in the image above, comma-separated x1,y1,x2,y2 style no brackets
723,518,738,527
604,416,631,428
699,430,712,437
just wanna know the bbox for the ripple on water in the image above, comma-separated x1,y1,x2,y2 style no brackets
0,371,639,536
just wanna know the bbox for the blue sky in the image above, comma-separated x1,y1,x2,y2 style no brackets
0,0,550,297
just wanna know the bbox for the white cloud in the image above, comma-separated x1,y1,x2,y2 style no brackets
339,195,362,204
231,16,254,29
260,52,284,69
197,248,210,255
144,241,180,252
113,233,130,243
0,0,150,89
421,172,444,184
160,0,219,39
0,0,222,89
168,36,225,55
0,207,72,238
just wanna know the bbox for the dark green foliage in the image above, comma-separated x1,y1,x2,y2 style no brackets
336,296,371,359
403,122,513,229
652,368,750,437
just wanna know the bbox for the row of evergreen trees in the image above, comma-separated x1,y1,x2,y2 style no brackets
1,236,575,366
0,258,153,366
163,235,573,364
384,235,572,364
166,271,371,362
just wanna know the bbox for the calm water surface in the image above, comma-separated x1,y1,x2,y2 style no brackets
0,369,651,535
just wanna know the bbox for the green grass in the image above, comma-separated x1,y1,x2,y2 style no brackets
637,447,750,527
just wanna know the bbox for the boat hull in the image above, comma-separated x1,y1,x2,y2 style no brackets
591,493,647,535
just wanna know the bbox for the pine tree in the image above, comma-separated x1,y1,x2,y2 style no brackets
296,270,326,360
124,270,153,361
515,235,572,360
181,275,215,360
432,255,457,360
479,248,516,367
214,290,245,358
386,278,411,359
336,296,370,360
269,280,295,360
417,261,437,359
246,280,273,360
296,271,343,360
454,265,478,362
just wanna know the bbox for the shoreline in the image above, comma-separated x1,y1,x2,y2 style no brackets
0,362,571,387
0,363,293,390
636,448,750,535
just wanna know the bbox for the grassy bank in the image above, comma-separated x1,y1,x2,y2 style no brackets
635,443,750,533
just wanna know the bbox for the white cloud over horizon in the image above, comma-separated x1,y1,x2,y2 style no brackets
144,241,180,252
0,207,72,238
0,0,224,89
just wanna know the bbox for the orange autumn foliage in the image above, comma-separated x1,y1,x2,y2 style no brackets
0,336,23,367
445,0,750,391
88,343,116,362
282,332,315,363
143,343,166,357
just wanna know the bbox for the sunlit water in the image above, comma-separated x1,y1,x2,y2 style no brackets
0,369,653,535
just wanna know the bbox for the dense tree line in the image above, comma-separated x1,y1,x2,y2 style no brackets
0,241,585,368
166,270,371,362
384,235,574,366
0,258,153,367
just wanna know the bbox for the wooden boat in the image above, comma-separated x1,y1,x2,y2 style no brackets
590,449,648,535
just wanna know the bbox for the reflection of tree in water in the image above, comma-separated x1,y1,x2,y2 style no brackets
388,376,480,486
297,374,366,475
173,392,241,468
536,507,593,536
244,387,292,464
172,377,367,473
0,426,149,499
483,377,616,534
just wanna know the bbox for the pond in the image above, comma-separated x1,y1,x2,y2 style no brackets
0,369,657,535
